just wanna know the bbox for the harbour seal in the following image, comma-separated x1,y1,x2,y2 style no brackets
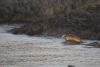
62,34,83,43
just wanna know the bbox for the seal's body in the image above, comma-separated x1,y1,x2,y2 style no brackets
62,34,83,43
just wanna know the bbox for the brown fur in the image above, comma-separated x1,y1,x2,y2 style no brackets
62,34,83,43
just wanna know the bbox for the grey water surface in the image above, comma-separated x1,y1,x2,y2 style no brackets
0,24,100,67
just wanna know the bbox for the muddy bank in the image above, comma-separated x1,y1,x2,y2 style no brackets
0,0,90,22
1,0,100,40
0,0,100,23
9,7,100,40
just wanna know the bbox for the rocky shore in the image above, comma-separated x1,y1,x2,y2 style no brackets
0,0,100,40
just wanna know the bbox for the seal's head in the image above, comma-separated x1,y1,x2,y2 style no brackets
62,34,67,38
62,34,73,38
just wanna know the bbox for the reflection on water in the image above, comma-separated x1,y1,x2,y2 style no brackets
0,24,100,67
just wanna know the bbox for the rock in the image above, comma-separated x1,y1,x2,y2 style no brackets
86,42,100,48
9,22,43,35
9,28,24,34
68,65,75,67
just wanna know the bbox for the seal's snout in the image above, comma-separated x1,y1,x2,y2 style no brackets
62,34,66,38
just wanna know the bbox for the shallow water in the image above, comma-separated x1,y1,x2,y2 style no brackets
0,24,100,67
